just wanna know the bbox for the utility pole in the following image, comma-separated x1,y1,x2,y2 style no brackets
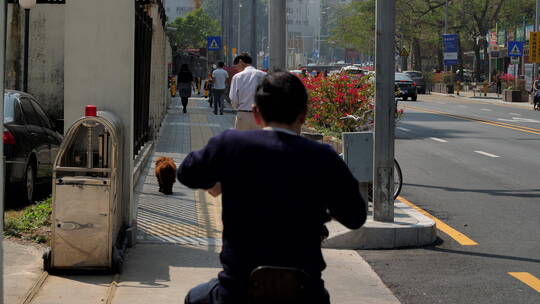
221,0,226,63
238,1,242,55
228,1,233,64
268,0,286,71
250,0,257,67
533,0,540,80
0,1,7,302
444,0,448,34
373,0,396,222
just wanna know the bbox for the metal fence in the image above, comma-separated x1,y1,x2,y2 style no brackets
133,1,153,155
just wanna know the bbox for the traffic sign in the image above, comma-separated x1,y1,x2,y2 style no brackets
443,34,459,66
507,41,524,57
511,56,520,64
399,48,409,57
207,36,221,51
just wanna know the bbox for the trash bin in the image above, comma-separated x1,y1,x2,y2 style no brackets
43,106,125,272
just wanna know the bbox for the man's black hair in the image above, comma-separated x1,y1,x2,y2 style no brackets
255,72,308,125
233,52,252,65
217,61,225,68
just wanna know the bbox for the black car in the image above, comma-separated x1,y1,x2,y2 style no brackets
404,70,426,94
395,73,418,101
4,90,63,204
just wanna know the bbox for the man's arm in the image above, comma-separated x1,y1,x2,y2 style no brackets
177,134,223,190
229,75,239,109
325,150,367,230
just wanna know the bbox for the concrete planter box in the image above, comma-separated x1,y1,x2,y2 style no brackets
503,89,523,102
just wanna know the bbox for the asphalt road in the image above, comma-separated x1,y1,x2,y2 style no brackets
357,94,540,304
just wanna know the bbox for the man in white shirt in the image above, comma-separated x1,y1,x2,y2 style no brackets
229,53,267,130
212,61,229,115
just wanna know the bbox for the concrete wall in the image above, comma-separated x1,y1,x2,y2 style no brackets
6,4,65,120
63,0,135,231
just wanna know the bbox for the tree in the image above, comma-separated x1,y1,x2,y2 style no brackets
168,8,220,49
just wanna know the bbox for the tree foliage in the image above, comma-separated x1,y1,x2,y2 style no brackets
329,0,534,74
168,8,220,49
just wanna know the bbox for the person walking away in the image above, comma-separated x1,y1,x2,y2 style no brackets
229,53,267,130
212,61,229,115
179,71,367,304
177,64,194,113
532,75,540,109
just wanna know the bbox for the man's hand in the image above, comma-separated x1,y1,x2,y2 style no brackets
208,183,222,197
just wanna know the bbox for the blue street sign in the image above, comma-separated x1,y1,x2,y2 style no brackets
508,41,524,57
207,36,221,51
443,34,459,66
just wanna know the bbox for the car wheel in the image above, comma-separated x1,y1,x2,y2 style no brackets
403,96,408,101
411,94,418,101
22,161,36,204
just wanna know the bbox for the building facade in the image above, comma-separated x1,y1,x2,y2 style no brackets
287,0,321,68
164,0,196,22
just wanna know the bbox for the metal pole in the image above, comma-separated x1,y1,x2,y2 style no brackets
268,0,286,71
533,0,540,81
238,1,242,55
0,1,7,302
250,0,257,67
221,0,226,62
228,1,233,64
444,0,448,34
23,9,29,92
373,0,395,222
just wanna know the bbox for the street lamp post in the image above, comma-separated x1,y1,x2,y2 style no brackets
238,1,242,56
19,0,37,93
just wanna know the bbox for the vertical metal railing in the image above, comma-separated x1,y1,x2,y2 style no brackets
134,1,153,155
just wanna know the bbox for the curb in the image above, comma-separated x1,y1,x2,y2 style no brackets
322,202,436,250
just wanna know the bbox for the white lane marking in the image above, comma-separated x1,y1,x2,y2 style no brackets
397,127,411,132
458,105,468,108
509,113,521,116
474,151,500,158
498,117,540,123
481,108,492,111
430,137,448,143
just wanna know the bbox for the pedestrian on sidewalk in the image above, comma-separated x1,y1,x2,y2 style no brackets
229,53,267,130
178,71,367,304
212,61,229,115
178,64,194,113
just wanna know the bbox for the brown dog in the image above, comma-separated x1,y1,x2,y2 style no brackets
155,157,177,195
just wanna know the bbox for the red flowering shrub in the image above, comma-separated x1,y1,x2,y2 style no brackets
302,74,375,133
499,73,516,90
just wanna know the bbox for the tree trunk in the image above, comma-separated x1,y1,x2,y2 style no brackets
9,4,23,91
437,43,443,71
457,35,464,75
473,44,481,79
412,37,422,71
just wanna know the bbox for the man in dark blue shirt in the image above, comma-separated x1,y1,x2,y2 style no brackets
178,72,367,304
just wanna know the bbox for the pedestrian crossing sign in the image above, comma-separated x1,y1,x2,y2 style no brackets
507,41,524,57
207,36,222,51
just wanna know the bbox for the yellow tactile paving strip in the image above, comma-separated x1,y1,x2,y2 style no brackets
138,103,224,244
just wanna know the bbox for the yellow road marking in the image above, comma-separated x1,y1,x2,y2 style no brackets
403,105,540,135
397,196,479,246
508,272,540,293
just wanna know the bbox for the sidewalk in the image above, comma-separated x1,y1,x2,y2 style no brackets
430,90,534,109
8,96,400,304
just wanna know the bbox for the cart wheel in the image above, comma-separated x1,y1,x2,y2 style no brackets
42,248,51,272
112,247,124,274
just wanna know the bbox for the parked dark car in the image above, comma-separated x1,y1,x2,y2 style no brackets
404,70,426,94
395,73,418,101
4,90,63,204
